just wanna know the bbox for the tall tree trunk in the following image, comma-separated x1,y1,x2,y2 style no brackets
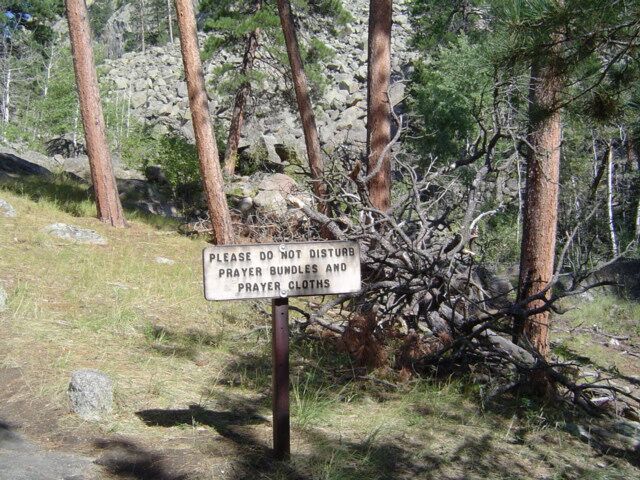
606,142,619,257
141,0,146,53
276,0,328,219
43,42,54,98
2,68,10,124
514,58,563,360
631,135,640,242
167,0,174,44
66,0,127,227
174,0,234,245
366,0,392,212
223,0,262,176
636,196,640,243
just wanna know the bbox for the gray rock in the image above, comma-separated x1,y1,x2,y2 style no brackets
337,106,365,130
177,81,188,98
237,196,254,215
134,79,147,92
347,125,368,144
155,256,175,265
44,223,108,245
589,258,640,299
225,178,259,198
252,173,311,222
113,77,128,90
130,91,147,109
68,369,113,421
252,173,298,213
0,148,54,177
0,198,16,217
389,82,406,107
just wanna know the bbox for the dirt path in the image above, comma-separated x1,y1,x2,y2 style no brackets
0,422,100,480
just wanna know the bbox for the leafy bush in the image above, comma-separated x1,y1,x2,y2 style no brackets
120,127,201,188
409,36,492,162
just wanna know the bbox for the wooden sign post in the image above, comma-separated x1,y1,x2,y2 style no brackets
203,241,361,460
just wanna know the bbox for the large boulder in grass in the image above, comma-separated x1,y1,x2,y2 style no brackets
68,369,113,421
44,223,108,245
589,259,640,300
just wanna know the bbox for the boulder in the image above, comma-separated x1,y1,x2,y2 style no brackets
68,369,113,421
252,173,310,221
589,259,640,299
389,82,406,107
177,81,188,98
45,135,86,158
130,91,147,109
337,106,365,130
114,179,180,218
44,223,108,245
0,198,17,217
0,149,54,177
225,177,259,199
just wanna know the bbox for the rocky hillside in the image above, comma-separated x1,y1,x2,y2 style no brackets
98,0,416,163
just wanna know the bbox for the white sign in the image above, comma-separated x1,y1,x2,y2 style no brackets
203,241,361,301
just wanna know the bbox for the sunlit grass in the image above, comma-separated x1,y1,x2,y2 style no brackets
0,185,638,480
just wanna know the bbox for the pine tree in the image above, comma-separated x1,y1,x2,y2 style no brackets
66,0,126,227
366,0,392,212
174,0,235,244
276,0,328,219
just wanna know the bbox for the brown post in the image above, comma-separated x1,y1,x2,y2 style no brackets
272,297,290,460
66,0,126,227
174,0,235,245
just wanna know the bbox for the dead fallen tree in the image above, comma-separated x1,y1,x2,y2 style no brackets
284,150,640,429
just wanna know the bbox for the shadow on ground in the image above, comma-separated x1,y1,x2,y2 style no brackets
94,438,189,480
111,329,640,479
0,153,179,229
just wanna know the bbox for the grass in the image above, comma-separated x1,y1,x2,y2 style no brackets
0,183,639,479
553,294,640,376
1,173,180,230
561,294,640,337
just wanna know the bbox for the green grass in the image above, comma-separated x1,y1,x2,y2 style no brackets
562,295,640,337
1,174,180,231
0,183,638,480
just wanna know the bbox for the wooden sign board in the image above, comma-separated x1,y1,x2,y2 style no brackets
203,241,361,300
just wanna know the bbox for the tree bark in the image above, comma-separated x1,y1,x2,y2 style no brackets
276,0,328,219
223,0,262,176
66,0,126,227
366,0,392,212
514,54,563,359
167,0,174,44
636,195,640,243
174,0,235,245
140,0,146,53
2,68,10,124
606,142,619,257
